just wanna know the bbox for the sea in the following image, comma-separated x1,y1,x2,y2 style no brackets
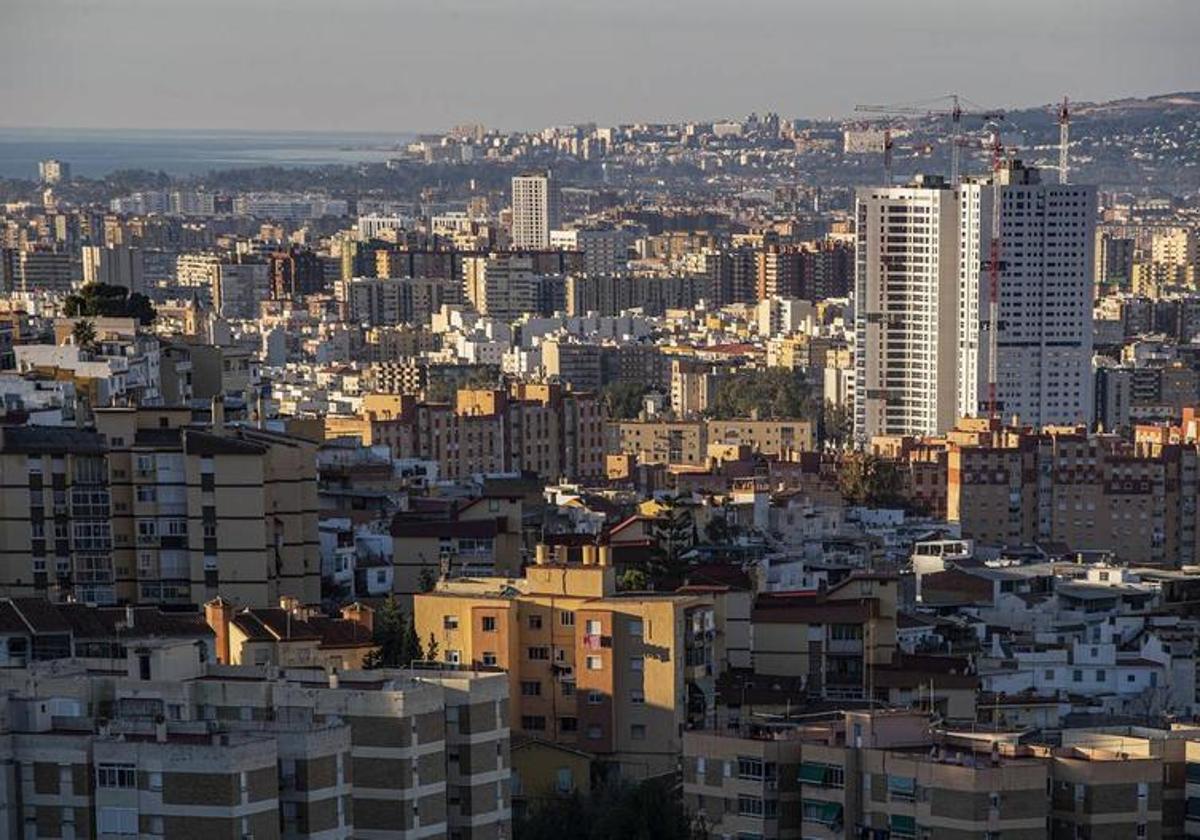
0,127,417,179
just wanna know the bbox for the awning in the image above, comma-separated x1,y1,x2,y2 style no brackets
887,775,916,795
802,800,842,824
890,814,917,836
799,763,829,784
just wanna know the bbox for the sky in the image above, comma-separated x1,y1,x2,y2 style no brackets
2,0,1197,133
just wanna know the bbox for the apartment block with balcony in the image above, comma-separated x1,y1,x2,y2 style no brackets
684,711,1054,840
947,419,1200,567
0,427,113,604
0,642,512,840
96,404,320,608
412,544,714,780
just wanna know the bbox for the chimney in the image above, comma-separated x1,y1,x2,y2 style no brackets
581,545,596,566
554,545,569,565
204,597,234,665
597,545,612,567
535,544,549,566
328,668,340,690
341,602,374,635
211,394,225,436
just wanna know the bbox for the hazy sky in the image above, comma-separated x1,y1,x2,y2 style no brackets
2,0,1197,133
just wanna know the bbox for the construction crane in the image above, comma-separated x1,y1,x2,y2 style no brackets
1058,96,1070,185
855,94,1005,185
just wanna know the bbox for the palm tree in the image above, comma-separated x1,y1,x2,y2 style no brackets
71,319,97,354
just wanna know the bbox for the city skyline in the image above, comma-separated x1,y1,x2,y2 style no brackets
2,0,1197,133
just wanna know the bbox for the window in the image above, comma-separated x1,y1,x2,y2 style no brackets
738,756,764,780
521,715,546,731
482,616,497,632
586,655,602,670
443,615,459,630
585,619,602,635
560,611,575,627
447,650,461,664
630,656,644,672
529,614,543,630
482,651,498,667
587,690,603,705
521,681,542,696
98,807,138,835
528,646,549,660
629,619,643,636
737,795,765,817
631,689,645,704
1073,669,1083,683
587,725,603,740
631,724,646,740
556,766,574,792
149,771,162,792
887,775,916,802
97,763,136,788
559,717,578,733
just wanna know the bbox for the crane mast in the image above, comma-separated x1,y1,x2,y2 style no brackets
854,94,1002,185
1058,96,1070,185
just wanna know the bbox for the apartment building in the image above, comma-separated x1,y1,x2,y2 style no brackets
94,403,321,607
854,176,963,442
0,643,511,840
326,385,604,482
511,171,560,250
81,244,144,293
960,162,1097,427
462,253,561,321
15,248,74,294
609,418,814,467
946,419,1200,566
549,227,628,276
212,261,268,320
541,339,602,392
564,274,708,317
756,245,802,300
340,276,459,327
749,575,898,702
683,711,1159,840
389,495,524,599
413,545,715,780
0,426,115,604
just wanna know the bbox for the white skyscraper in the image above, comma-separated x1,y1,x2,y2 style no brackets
854,176,964,442
511,170,560,250
854,164,1097,445
961,161,1097,427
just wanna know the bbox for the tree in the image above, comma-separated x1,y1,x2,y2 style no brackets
71,319,97,353
617,568,647,591
602,381,651,420
647,500,697,588
425,632,439,662
514,777,700,840
64,283,156,325
363,599,423,669
418,566,437,593
703,515,739,545
838,453,904,508
708,368,813,420
822,399,853,450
